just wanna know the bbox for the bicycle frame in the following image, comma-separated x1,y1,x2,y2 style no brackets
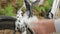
15,0,60,34
51,0,60,19
15,0,38,34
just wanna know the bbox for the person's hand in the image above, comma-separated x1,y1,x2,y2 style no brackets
30,19,56,34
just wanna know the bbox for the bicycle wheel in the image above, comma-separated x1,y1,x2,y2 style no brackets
0,16,20,34
0,16,33,34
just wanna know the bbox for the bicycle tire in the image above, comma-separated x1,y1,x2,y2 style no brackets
0,16,19,34
0,16,33,34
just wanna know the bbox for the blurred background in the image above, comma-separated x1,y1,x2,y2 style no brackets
0,0,54,17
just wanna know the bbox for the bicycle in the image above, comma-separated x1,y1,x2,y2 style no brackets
0,0,35,34
0,0,54,34
0,15,16,34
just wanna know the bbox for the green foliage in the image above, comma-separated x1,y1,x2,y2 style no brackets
48,0,54,6
34,5,40,12
0,0,54,16
34,0,54,12
33,0,54,16
21,7,26,13
0,4,16,16
17,0,23,8
44,0,54,12
0,0,23,16
0,8,6,15
5,4,15,16
44,1,51,12
34,5,45,16
34,5,45,12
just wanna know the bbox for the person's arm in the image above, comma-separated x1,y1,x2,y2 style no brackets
30,19,56,34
